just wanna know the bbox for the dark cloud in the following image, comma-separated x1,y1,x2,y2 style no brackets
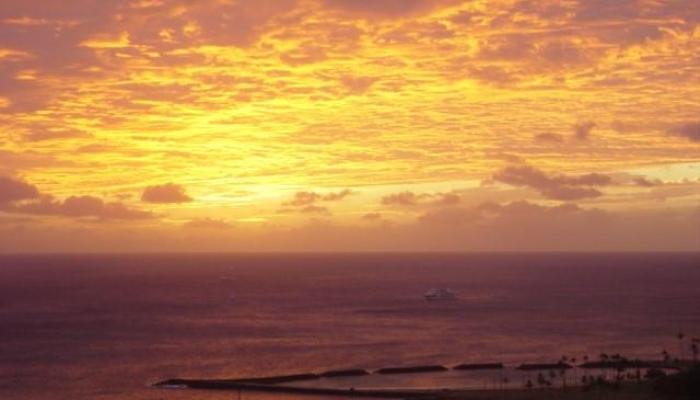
141,183,193,203
0,175,40,203
672,122,700,142
0,175,152,221
8,195,153,220
573,120,596,140
492,165,612,200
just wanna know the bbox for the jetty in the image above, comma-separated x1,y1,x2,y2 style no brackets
517,362,572,370
155,378,439,398
320,368,371,378
154,358,688,399
375,365,449,374
453,363,504,370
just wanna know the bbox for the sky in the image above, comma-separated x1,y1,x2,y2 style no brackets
0,0,698,252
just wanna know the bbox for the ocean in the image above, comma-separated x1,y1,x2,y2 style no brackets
1,253,698,399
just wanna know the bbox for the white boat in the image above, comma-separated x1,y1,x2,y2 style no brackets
424,288,457,301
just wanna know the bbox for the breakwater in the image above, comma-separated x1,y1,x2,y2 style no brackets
155,378,438,398
154,359,682,398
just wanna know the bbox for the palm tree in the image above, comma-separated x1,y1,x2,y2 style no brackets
678,332,685,360
599,353,610,379
559,368,568,389
558,355,569,388
662,349,671,364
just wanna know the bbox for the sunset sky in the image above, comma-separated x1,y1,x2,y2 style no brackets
0,0,698,252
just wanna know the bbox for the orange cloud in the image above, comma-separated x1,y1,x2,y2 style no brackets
0,176,40,203
673,122,700,142
381,191,422,206
141,183,193,203
492,165,612,201
323,0,450,18
573,121,597,141
8,195,153,220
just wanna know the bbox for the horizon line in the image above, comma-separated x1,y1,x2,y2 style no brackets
1,250,698,256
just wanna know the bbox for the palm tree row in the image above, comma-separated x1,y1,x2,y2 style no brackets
677,331,700,363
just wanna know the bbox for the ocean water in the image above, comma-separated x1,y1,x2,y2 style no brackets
0,253,699,400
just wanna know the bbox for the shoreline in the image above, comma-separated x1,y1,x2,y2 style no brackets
155,380,670,400
154,359,692,399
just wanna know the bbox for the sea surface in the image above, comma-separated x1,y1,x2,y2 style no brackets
0,253,699,400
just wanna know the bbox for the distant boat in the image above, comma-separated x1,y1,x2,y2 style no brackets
154,382,187,389
424,288,456,301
